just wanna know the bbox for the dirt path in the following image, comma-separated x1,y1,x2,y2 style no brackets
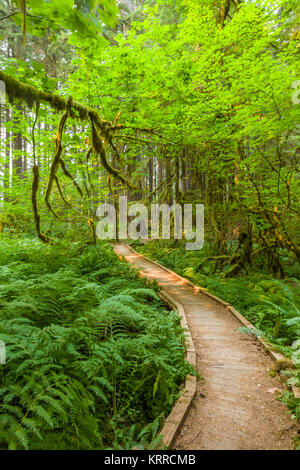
114,243,296,450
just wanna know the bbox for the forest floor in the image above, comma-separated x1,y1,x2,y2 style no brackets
114,243,297,450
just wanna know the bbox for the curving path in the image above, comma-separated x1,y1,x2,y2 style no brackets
114,243,295,450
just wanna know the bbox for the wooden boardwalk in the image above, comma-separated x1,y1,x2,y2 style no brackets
114,243,295,450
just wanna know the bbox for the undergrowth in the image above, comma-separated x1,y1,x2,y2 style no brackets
0,236,193,449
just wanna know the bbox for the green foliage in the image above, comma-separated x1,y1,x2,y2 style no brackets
0,238,192,449
0,0,300,445
11,0,118,42
1,0,299,262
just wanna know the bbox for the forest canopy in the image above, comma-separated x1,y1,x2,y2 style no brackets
0,0,299,277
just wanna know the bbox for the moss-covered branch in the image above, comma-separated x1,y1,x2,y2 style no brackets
2,69,138,241
0,70,113,125
0,70,136,187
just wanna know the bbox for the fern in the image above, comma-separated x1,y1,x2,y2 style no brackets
0,239,191,449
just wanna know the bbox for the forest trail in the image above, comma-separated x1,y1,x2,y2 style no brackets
114,243,295,450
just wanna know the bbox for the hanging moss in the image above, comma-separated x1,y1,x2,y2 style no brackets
45,112,68,217
0,71,136,240
49,93,66,113
54,175,71,207
0,71,65,112
86,148,92,162
75,104,89,121
59,158,83,197
0,72,94,119
90,117,134,188
107,175,113,194
31,165,50,244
